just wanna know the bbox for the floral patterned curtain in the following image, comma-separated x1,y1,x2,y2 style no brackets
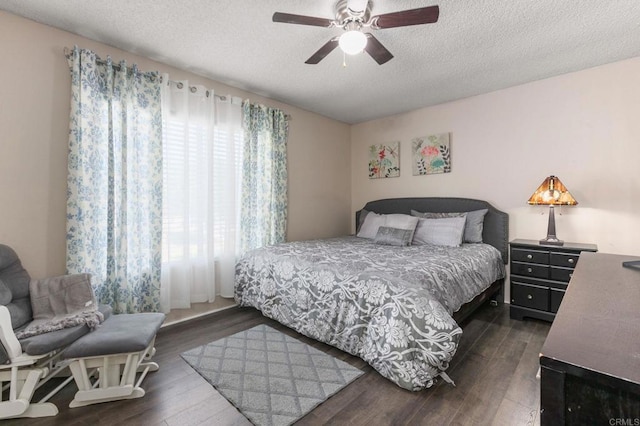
65,47,163,313
240,101,289,252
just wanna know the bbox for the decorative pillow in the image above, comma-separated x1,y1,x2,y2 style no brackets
411,209,488,243
412,216,467,247
357,212,419,241
356,211,385,239
374,226,414,246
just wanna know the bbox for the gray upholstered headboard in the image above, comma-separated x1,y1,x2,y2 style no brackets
356,197,509,263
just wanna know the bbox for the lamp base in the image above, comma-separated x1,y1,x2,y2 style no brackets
539,238,564,246
540,205,564,246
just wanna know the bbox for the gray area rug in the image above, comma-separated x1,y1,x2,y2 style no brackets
181,324,364,426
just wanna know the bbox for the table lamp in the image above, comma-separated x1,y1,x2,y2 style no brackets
527,175,577,246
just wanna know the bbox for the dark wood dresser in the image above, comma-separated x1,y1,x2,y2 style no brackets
509,239,597,322
539,252,640,425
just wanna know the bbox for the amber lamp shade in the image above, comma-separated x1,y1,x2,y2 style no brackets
528,175,577,246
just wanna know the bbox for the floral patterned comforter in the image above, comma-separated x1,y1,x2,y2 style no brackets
234,236,505,391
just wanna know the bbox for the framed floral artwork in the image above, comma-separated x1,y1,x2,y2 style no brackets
368,142,400,179
411,133,451,175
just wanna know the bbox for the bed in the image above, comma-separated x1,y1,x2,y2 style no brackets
235,197,508,391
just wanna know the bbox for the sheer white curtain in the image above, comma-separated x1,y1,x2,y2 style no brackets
160,75,243,312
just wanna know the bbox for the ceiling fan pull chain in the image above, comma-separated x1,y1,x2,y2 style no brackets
342,51,347,68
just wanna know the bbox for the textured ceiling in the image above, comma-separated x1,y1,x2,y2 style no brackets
2,0,640,124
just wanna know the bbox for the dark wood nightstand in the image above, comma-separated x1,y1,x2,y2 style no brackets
509,239,597,322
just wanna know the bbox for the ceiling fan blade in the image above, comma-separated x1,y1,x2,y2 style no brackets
364,33,393,65
372,5,439,29
305,37,340,64
273,12,334,28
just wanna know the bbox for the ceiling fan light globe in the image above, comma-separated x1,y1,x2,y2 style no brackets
339,30,367,55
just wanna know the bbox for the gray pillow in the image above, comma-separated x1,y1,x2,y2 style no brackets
374,227,414,246
461,209,488,243
412,216,466,247
411,209,488,243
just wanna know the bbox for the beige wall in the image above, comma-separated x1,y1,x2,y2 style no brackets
0,11,351,279
351,57,640,259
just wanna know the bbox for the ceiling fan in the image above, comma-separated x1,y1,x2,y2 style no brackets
273,0,439,65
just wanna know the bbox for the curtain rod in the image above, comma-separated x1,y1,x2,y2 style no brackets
63,46,291,120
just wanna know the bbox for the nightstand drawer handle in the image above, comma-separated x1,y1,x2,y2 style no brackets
527,268,533,273
568,258,574,264
527,254,533,260
527,294,533,300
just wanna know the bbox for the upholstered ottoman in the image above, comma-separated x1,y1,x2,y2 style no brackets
61,312,165,408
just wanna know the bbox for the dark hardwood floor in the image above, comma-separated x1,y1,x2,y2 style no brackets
6,302,549,426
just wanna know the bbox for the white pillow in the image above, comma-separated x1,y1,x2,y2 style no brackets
383,214,419,242
357,213,419,240
357,212,385,239
413,216,466,247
